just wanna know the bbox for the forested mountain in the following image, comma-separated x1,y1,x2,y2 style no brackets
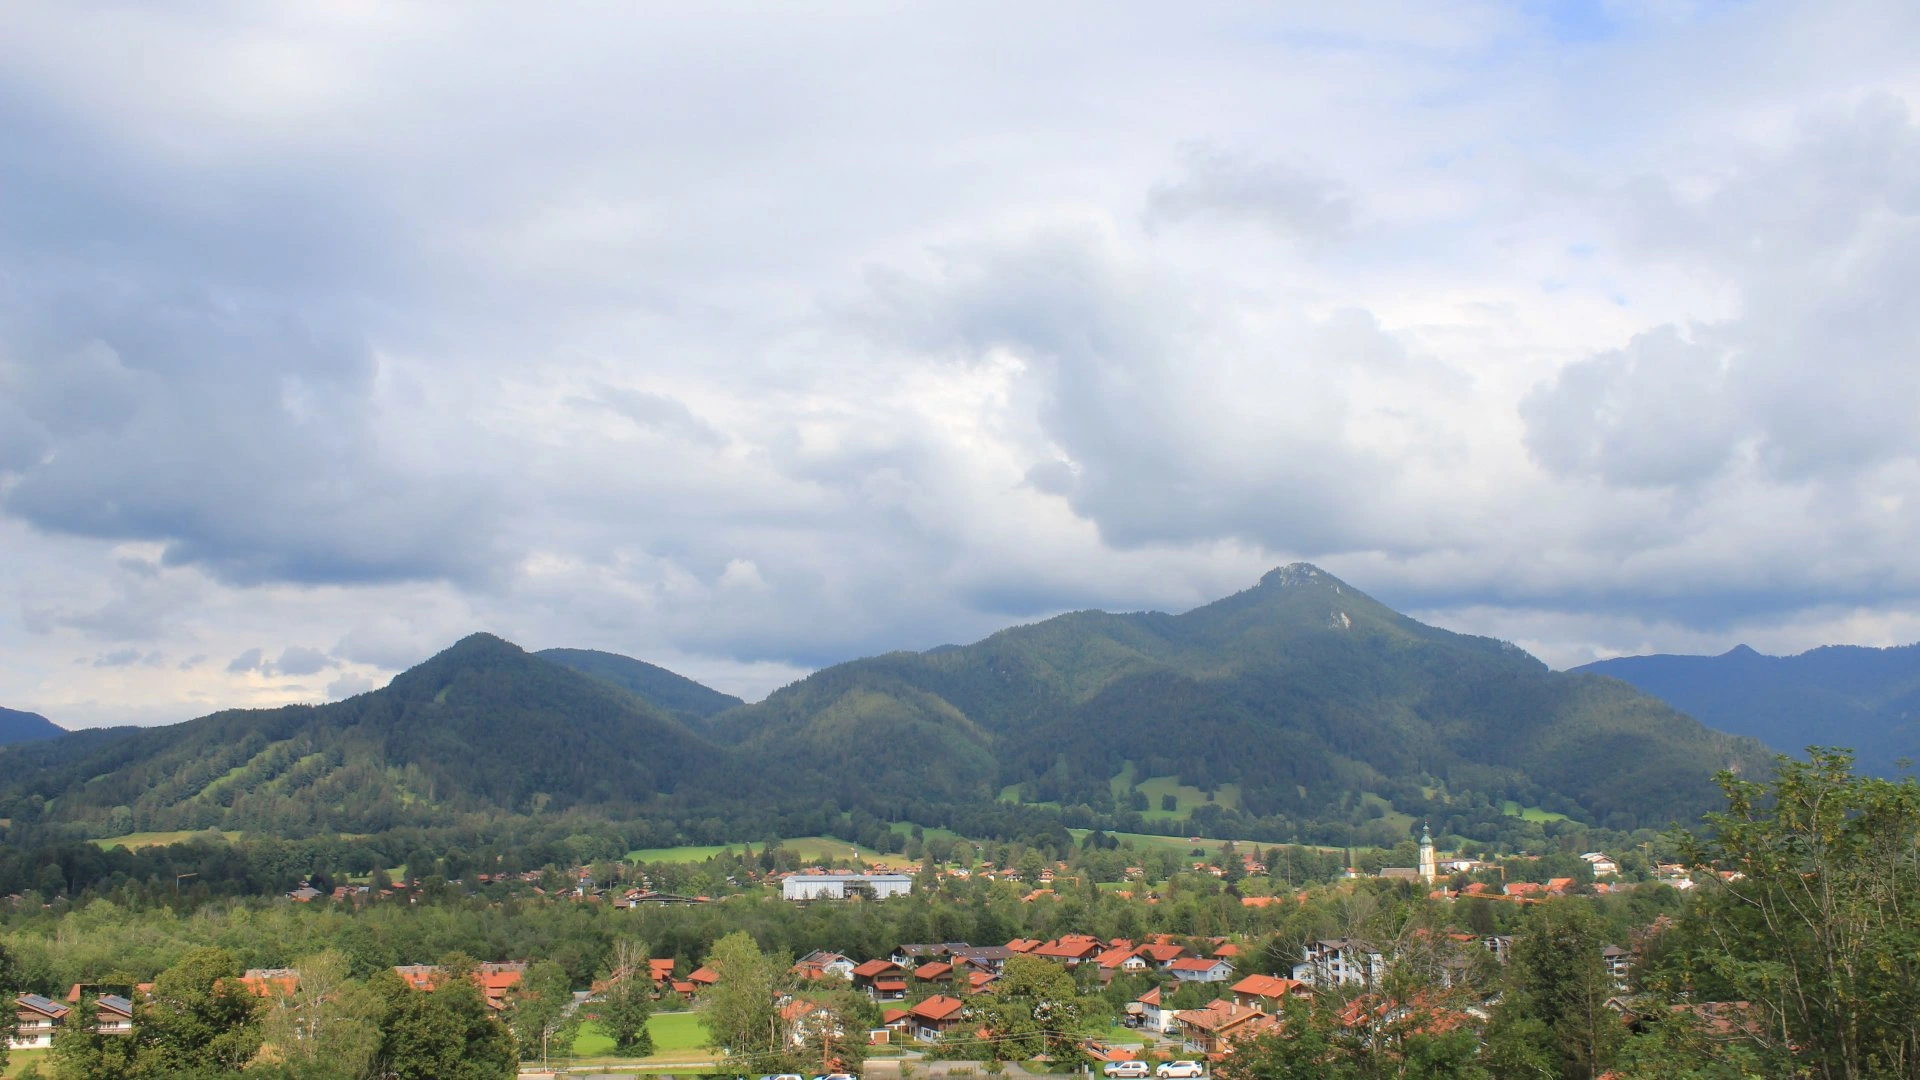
0,566,1770,846
0,705,64,746
711,565,1770,836
0,634,718,835
1577,642,1920,776
537,647,743,722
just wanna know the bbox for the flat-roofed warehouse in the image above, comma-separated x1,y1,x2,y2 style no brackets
781,873,913,900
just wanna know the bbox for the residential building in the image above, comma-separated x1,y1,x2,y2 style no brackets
1172,1000,1273,1055
908,995,969,1041
1602,945,1632,990
14,993,70,1050
1167,957,1235,983
1129,986,1175,1034
93,995,134,1036
1293,939,1385,989
947,945,1016,972
794,951,856,982
850,959,908,1001
1581,852,1620,877
1230,974,1309,1010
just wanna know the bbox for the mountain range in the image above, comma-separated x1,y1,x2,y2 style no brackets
0,565,1771,843
1577,643,1920,776
0,706,64,746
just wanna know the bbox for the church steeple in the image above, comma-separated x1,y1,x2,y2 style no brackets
1418,820,1436,884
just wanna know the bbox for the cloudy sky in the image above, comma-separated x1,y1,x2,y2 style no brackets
4,1,1920,729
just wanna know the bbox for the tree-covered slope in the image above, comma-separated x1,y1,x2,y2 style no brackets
717,565,1771,833
0,634,721,835
1576,643,1920,776
536,647,744,722
0,706,64,746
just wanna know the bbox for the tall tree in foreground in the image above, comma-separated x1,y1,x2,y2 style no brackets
0,941,16,1071
1488,901,1623,1080
50,996,136,1080
509,960,579,1068
129,947,262,1077
1673,748,1920,1080
257,951,380,1078
368,966,516,1080
598,940,655,1056
701,931,787,1069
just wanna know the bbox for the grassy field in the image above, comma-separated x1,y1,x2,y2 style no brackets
1500,800,1572,823
569,1011,711,1066
891,821,962,843
1003,763,1243,823
1073,828,1344,857
627,836,890,864
2,1049,49,1078
91,829,242,850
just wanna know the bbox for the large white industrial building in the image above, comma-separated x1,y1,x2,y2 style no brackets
781,873,913,901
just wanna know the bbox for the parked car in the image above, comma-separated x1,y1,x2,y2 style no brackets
1104,1061,1150,1077
1156,1062,1205,1078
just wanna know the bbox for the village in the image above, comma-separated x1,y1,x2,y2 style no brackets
12,825,1709,1076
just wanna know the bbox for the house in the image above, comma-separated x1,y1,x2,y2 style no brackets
1293,940,1385,989
392,961,526,1011
237,968,301,999
963,970,998,995
648,958,677,986
794,951,855,982
1482,936,1512,962
912,962,954,985
1094,946,1148,975
1133,942,1187,968
1127,986,1175,1035
891,943,967,967
1172,1000,1272,1055
779,997,845,1047
1581,853,1620,877
1031,938,1102,965
13,993,71,1050
947,945,1016,972
1004,938,1042,954
879,1007,913,1041
1230,974,1310,1010
850,959,908,1001
908,995,969,1041
781,874,913,901
474,963,528,1010
287,883,322,903
93,995,134,1036
1602,946,1632,990
1167,957,1235,983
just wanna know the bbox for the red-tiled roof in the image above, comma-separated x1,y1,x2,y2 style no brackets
851,959,901,978
1169,957,1226,972
1135,943,1185,962
910,994,966,1021
689,966,719,985
1094,947,1138,969
914,962,953,980
1231,974,1305,999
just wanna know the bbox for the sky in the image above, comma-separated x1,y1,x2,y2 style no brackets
4,1,1920,729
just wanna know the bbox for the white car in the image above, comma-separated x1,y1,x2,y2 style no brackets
1156,1062,1205,1078
1104,1062,1150,1078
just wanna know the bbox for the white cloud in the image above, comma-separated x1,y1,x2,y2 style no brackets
1,2,1919,727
